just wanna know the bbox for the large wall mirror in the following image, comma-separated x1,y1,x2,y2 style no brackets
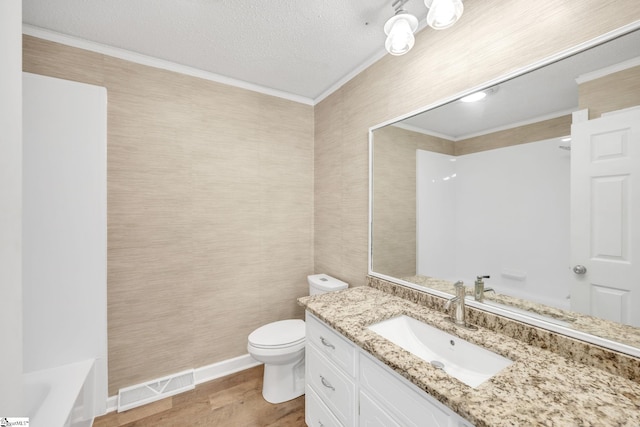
369,25,640,357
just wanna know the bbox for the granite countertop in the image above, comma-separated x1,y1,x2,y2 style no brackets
403,275,640,350
299,286,640,427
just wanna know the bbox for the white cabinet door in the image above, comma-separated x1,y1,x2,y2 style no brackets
359,391,400,427
359,352,453,427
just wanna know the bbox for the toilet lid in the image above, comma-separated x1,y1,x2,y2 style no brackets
248,319,305,348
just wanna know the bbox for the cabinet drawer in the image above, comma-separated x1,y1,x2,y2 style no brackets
307,347,356,426
306,312,356,376
360,352,452,427
306,385,343,427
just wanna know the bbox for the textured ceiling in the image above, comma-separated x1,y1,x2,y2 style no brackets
22,1,639,117
22,0,429,102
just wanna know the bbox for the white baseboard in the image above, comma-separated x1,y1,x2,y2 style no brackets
105,396,118,414
194,354,262,385
103,354,262,414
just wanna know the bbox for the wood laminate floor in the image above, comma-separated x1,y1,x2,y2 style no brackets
93,365,305,427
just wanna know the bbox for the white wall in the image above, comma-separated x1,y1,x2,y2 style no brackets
0,0,23,416
416,150,457,278
417,139,571,308
22,73,108,415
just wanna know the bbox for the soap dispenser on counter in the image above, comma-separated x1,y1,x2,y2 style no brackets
474,275,492,302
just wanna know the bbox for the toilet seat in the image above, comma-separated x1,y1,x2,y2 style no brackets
248,319,305,349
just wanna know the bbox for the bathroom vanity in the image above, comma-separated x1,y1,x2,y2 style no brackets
306,311,473,427
299,286,640,426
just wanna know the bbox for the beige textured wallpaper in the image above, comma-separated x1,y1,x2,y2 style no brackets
579,65,640,118
23,36,314,395
454,115,572,156
372,126,453,278
314,0,640,288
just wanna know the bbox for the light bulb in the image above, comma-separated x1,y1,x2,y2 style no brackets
386,18,415,55
425,0,463,30
384,13,419,56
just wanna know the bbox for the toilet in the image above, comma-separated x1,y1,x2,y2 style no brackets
247,274,348,404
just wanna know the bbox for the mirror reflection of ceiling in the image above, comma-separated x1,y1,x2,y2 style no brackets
400,30,640,139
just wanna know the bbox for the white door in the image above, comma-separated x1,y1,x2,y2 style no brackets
570,107,640,326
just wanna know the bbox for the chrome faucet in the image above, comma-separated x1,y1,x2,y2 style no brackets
474,275,494,302
444,281,476,330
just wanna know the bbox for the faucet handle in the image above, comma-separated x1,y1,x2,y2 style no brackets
454,280,464,288
444,296,457,311
476,275,490,280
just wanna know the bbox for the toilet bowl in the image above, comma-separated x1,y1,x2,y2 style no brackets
247,319,306,404
247,274,348,404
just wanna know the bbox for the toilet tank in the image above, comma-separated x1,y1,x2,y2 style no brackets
308,274,348,296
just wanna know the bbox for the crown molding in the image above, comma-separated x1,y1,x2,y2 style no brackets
576,56,640,84
22,24,315,106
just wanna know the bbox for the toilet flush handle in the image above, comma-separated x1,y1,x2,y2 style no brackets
320,336,335,350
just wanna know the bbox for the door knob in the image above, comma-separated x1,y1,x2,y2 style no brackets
573,265,587,275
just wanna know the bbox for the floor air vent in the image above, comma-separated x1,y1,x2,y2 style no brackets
117,369,195,412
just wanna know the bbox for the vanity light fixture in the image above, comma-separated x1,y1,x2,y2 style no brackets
384,0,419,56
383,0,463,56
424,0,464,30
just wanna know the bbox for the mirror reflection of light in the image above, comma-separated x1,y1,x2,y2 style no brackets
431,173,458,183
460,91,487,103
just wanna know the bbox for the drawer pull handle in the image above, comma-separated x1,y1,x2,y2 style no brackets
320,375,335,391
320,336,335,350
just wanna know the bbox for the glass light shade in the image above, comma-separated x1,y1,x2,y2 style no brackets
384,13,419,56
425,0,463,30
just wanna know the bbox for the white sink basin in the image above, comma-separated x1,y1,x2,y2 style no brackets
367,315,513,388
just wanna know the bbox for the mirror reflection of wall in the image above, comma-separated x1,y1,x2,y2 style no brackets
373,126,452,279
416,138,571,310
